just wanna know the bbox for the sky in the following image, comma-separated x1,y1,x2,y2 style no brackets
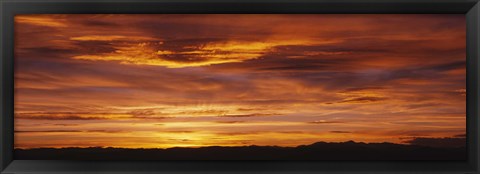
14,14,466,149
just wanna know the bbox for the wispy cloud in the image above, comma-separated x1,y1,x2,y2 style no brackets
337,96,388,104
14,14,466,149
16,15,67,27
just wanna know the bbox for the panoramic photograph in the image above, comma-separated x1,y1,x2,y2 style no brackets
13,14,466,160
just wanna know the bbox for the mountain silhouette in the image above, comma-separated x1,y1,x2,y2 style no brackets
15,141,466,160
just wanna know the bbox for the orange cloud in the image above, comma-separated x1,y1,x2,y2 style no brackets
70,35,156,41
72,40,318,68
13,14,466,149
15,16,67,27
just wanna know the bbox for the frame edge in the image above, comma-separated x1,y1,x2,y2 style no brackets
1,0,14,173
1,0,5,172
467,1,480,173
1,0,479,174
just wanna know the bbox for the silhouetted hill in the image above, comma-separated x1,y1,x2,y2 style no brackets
14,141,466,160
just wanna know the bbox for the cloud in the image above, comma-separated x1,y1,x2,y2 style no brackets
214,121,245,124
454,89,466,96
15,16,67,27
337,96,388,104
15,130,83,133
404,137,466,148
378,60,466,82
16,112,144,120
216,132,263,136
13,14,467,148
53,124,80,126
70,35,155,41
15,130,126,133
78,20,119,27
341,86,388,92
165,131,195,133
429,61,466,72
71,41,280,68
307,120,344,124
16,114,110,120
125,111,171,120
128,109,156,117
175,109,228,116
218,113,280,118
330,131,352,134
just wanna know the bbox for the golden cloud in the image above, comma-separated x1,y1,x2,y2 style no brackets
72,39,317,68
15,16,67,27
70,35,156,41
72,41,272,68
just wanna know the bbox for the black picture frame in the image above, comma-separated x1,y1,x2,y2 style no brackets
1,0,479,173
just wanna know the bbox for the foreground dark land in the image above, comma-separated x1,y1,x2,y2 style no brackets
15,141,466,160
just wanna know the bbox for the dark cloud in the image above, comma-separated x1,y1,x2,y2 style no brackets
404,103,443,109
20,47,75,56
337,96,388,104
330,131,352,134
404,137,466,148
341,86,387,92
15,111,157,120
15,130,83,133
73,40,118,54
16,114,109,120
379,60,466,81
124,115,169,120
258,64,330,72
175,109,228,116
236,108,267,112
79,20,120,27
128,109,156,117
211,48,352,73
167,138,191,142
15,130,126,134
214,121,245,124
273,43,387,55
429,60,466,72
86,130,127,133
52,124,80,126
278,131,307,134
133,19,272,41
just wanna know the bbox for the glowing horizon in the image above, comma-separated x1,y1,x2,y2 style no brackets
14,14,466,149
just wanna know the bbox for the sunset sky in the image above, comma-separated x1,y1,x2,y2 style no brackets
14,14,466,149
